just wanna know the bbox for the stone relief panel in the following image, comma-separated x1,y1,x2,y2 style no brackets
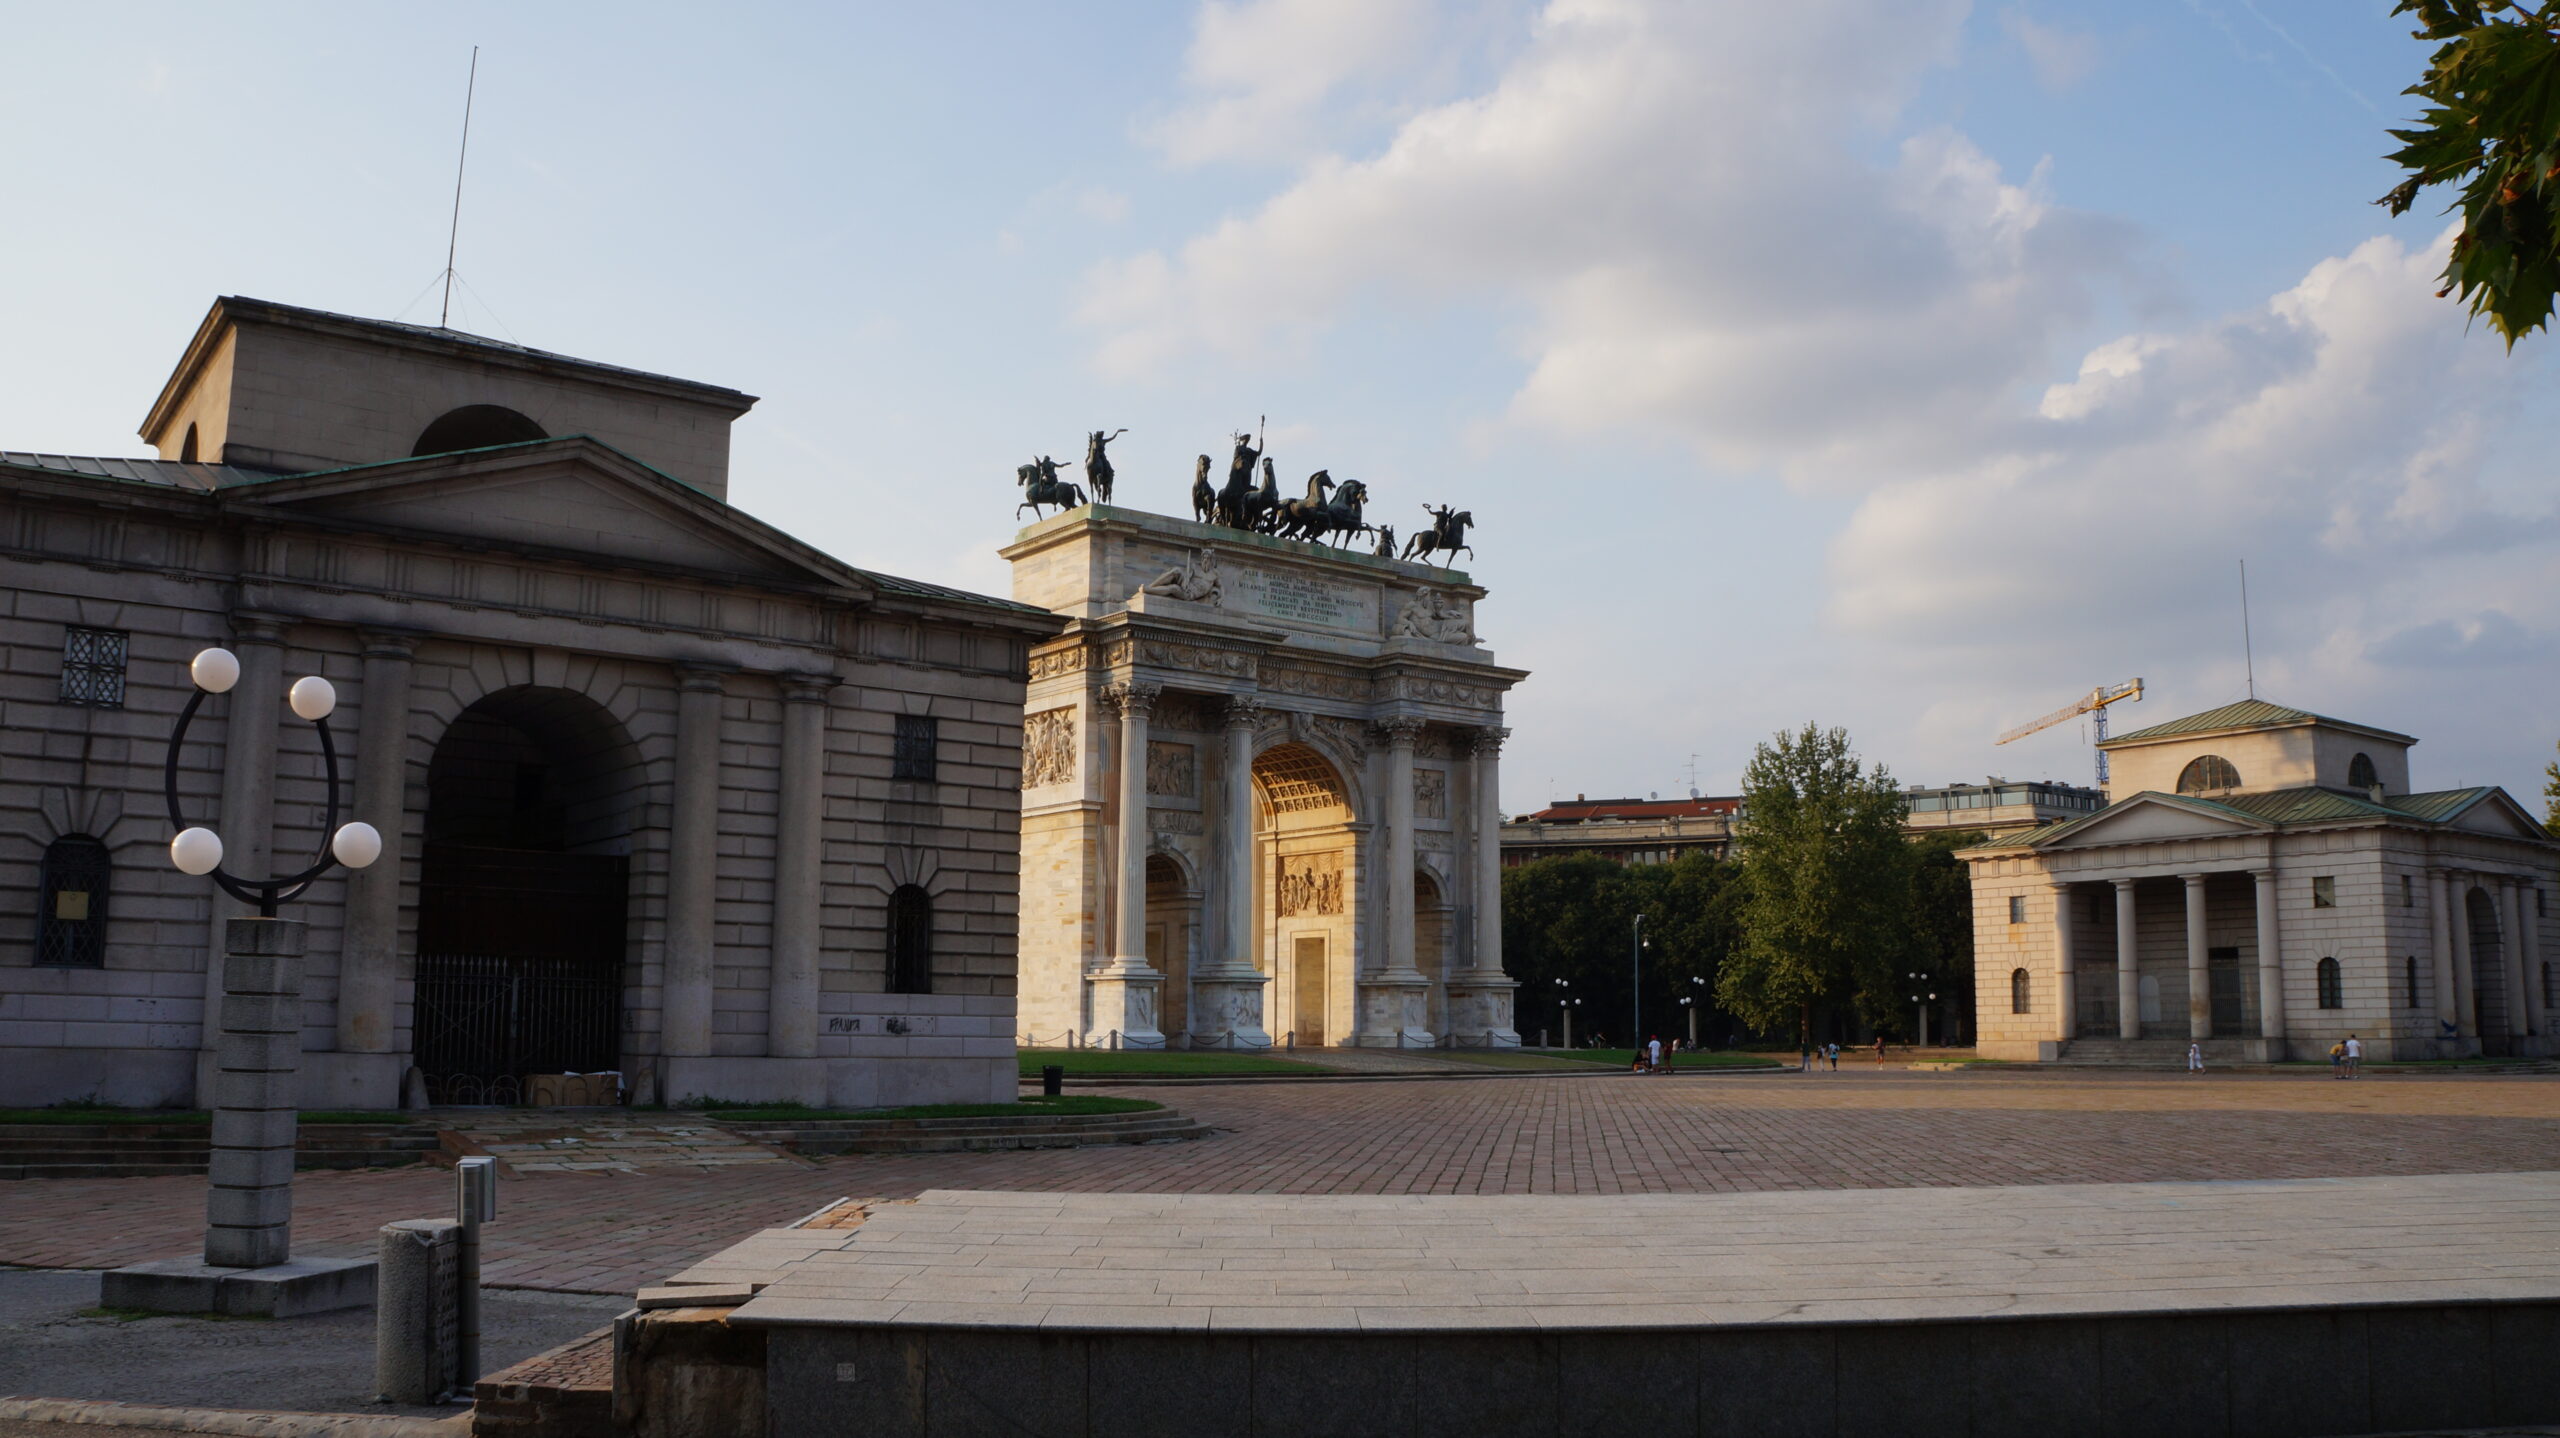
1277,853,1346,917
1414,767,1447,820
1149,694,1209,733
1028,646,1097,681
1147,741,1198,799
1262,665,1371,703
1149,810,1205,835
1110,638,1255,680
1022,707,1077,788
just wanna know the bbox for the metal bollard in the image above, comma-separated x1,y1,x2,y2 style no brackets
455,1156,497,1392
1041,1064,1064,1098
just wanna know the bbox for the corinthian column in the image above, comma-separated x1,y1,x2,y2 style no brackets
662,665,726,1059
1445,727,1519,1044
1355,717,1432,1046
1087,683,1165,1047
1188,696,1271,1047
769,673,835,1060
337,629,418,1060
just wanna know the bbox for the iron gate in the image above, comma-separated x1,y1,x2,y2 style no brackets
415,844,627,1104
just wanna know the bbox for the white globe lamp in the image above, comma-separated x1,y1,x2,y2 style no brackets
171,827,225,876
288,675,337,722
190,648,241,695
330,821,382,870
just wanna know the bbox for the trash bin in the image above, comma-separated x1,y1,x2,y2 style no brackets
1041,1064,1064,1098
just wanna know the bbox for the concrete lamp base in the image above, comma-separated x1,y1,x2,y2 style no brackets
101,1255,376,1318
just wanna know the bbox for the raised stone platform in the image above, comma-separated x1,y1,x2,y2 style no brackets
692,1175,2560,1437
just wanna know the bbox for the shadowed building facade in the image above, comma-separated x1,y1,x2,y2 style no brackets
0,298,1060,1110
1005,507,1526,1049
1966,700,2558,1062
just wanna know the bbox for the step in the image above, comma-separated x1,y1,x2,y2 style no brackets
759,1117,1216,1156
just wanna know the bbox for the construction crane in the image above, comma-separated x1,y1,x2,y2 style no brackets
1996,679,2145,786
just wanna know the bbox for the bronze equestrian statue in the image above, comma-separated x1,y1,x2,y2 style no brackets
1273,469,1336,540
1401,503,1475,565
1082,428,1126,505
1214,428,1262,529
1015,455,1087,520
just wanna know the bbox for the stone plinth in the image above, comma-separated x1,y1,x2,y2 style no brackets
206,916,305,1270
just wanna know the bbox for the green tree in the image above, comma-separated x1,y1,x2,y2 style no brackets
2543,738,2560,837
1502,851,1744,1047
1716,724,1913,1044
1904,830,1982,1041
2379,1,2560,345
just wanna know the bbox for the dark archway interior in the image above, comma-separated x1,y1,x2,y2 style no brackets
2467,886,2508,1045
412,404,547,457
416,687,638,1095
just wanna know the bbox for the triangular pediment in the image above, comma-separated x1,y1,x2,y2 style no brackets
2036,792,2273,849
236,437,864,593
2443,789,2552,841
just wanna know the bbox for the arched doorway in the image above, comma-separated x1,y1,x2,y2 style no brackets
415,686,640,1102
2468,886,2510,1053
1253,741,1354,1047
1415,867,1451,1035
1145,854,1197,1038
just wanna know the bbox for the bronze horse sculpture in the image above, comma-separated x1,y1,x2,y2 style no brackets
1082,428,1126,505
1280,476,1368,547
1015,455,1087,520
1273,469,1335,540
1190,454,1217,523
1401,503,1475,565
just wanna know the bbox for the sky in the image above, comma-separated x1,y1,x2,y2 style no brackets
3,1,2553,812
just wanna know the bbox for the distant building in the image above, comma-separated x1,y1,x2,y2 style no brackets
1964,699,2557,1063
1499,779,2104,867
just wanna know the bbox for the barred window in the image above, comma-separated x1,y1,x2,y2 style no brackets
887,884,933,994
36,835,111,968
2317,957,2343,1010
59,627,128,708
2010,968,2030,1014
893,714,939,783
2007,895,2026,924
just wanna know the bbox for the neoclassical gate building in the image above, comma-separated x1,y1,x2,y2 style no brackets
1004,507,1526,1048
0,297,1059,1110
1966,700,2557,1062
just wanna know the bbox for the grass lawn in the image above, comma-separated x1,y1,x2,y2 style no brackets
1017,1049,1327,1078
695,1096,1163,1122
0,1107,412,1126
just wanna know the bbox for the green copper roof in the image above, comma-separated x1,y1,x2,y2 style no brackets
2105,699,2323,744
2383,787,2497,822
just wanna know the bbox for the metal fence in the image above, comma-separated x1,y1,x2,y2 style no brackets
414,952,620,1105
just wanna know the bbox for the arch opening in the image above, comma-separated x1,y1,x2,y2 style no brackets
1254,741,1354,1047
2467,886,2509,1045
2176,755,2242,796
1415,867,1450,1034
2010,967,2031,1014
2347,752,2379,791
1143,854,1194,1035
412,404,547,457
415,685,639,1101
888,884,934,995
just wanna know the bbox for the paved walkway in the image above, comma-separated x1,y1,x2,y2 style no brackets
438,1109,801,1174
0,1070,2551,1296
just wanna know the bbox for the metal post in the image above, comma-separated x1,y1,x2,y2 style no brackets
1631,914,1646,1053
455,1156,496,1390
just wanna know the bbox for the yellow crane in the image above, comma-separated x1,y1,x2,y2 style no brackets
1996,679,2144,786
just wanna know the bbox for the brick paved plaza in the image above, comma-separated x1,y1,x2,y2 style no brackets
2,1070,2553,1296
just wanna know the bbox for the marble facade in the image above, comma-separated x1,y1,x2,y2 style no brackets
1005,506,1527,1049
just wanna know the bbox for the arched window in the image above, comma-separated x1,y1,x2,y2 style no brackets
411,405,547,457
36,835,111,968
2177,755,2242,795
2316,957,2343,1010
2347,752,2379,791
2404,955,2420,1010
887,884,933,995
2010,967,2031,1014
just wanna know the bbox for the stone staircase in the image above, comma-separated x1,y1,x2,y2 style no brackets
2053,1038,2265,1069
0,1122,442,1180
728,1107,1214,1156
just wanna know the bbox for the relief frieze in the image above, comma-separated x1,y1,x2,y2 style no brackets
1022,707,1077,788
1277,853,1346,916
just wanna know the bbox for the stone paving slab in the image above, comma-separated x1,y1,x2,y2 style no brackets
726,1173,2560,1333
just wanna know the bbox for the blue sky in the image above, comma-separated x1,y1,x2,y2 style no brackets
4,2,2552,810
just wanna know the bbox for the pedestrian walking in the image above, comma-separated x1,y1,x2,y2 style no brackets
2186,1041,2203,1073
2345,1033,2362,1078
1826,1042,1840,1071
1874,1036,1887,1064
1646,1035,1664,1074
2328,1038,2346,1077
1800,1041,1813,1073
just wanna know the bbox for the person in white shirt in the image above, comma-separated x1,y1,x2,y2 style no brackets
2344,1034,2362,1078
1646,1036,1664,1073
2187,1042,2203,1073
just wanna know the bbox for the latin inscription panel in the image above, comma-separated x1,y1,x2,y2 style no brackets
1228,565,1378,636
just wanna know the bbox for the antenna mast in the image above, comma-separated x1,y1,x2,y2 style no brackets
2239,559,2256,700
439,46,480,330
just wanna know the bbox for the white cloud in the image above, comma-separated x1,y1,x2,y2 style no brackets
1141,0,1439,167
2003,10,2098,93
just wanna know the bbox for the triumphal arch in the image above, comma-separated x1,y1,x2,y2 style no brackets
1006,504,1526,1048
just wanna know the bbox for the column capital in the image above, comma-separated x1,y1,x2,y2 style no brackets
2110,876,2136,891
777,671,839,704
356,627,424,659
2180,872,2209,887
1372,715,1427,749
1467,726,1510,757
1102,681,1162,717
2048,878,2074,893
673,662,734,695
227,612,292,647
2251,867,2277,882
1220,694,1264,729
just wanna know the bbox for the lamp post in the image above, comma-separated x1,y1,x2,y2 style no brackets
1553,977,1576,1050
103,647,383,1316
1907,971,1938,1049
1688,975,1706,1050
1631,914,1648,1056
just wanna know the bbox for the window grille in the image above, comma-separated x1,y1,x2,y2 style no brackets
36,835,111,967
887,884,933,994
2007,896,2025,924
2009,968,2031,1014
2176,754,2241,795
58,628,128,708
893,714,939,783
2316,957,2342,1010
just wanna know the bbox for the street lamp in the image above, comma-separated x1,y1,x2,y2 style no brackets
1906,971,1938,1048
165,649,381,915
1631,914,1649,1056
